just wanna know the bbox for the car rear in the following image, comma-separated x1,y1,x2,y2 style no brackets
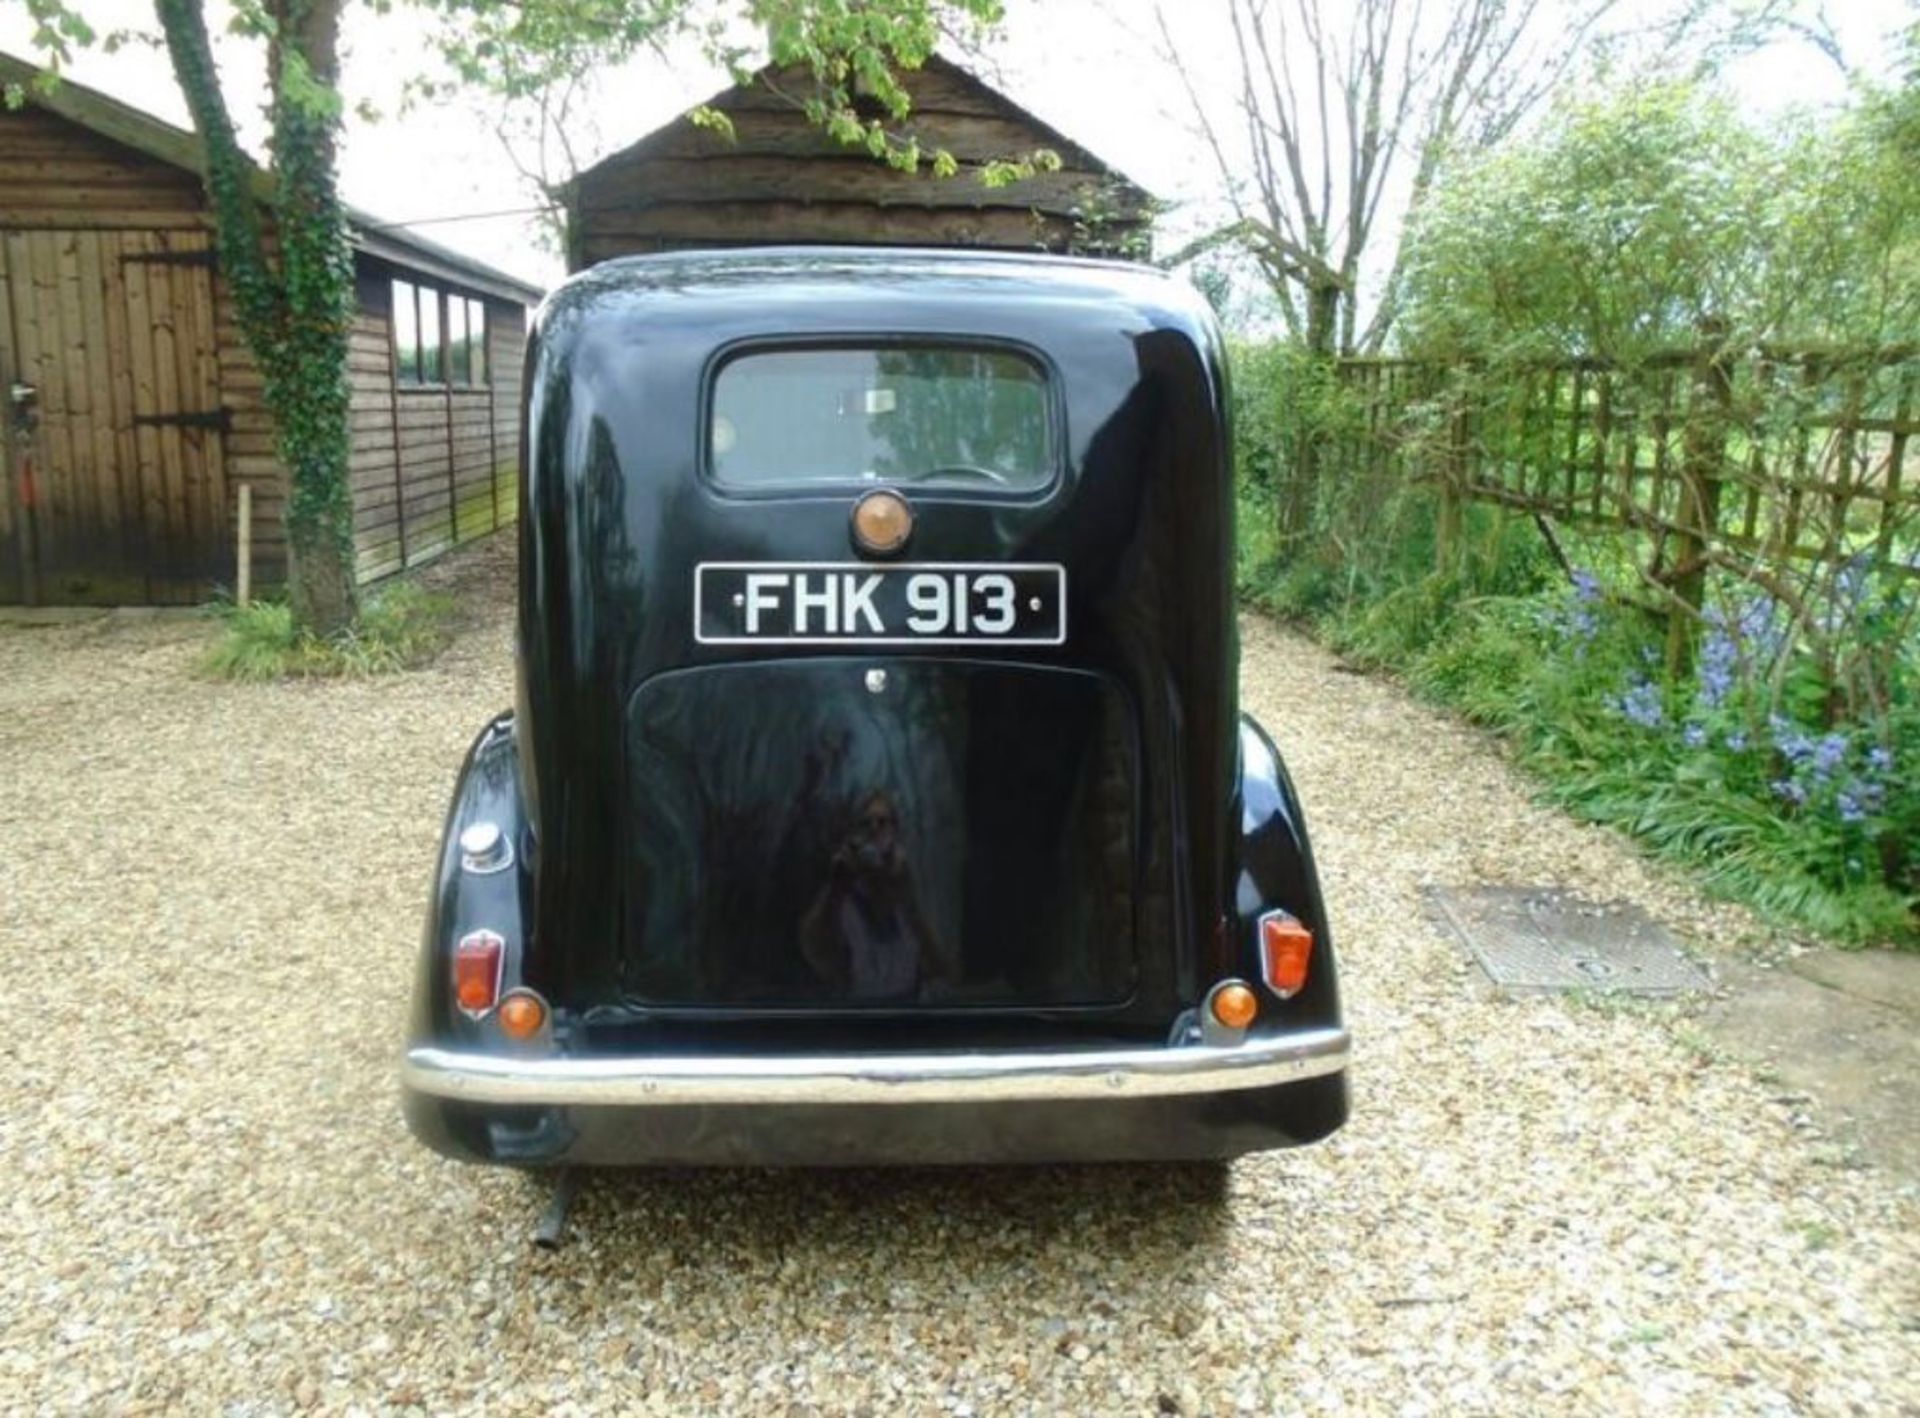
401,249,1349,1166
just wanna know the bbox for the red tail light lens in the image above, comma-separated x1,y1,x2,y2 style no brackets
1259,912,1314,998
453,930,505,1017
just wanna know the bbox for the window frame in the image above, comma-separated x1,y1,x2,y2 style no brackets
699,335,1066,500
391,279,493,391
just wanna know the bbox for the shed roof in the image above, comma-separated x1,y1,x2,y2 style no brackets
573,53,1152,208
564,52,1156,266
0,50,543,306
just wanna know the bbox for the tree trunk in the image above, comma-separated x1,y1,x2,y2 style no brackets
1278,285,1344,547
155,0,358,637
1304,284,1341,359
267,0,357,636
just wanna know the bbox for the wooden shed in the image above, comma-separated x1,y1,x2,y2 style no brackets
566,54,1154,271
0,53,542,606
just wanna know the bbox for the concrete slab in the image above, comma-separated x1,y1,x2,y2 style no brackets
1790,949,1920,1016
1698,954,1920,1180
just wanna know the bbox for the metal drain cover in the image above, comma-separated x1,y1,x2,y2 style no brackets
1427,886,1709,995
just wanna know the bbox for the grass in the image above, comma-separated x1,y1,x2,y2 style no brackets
202,582,454,682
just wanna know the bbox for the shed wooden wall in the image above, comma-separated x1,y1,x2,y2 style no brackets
0,102,529,604
0,108,233,601
347,270,522,582
0,106,205,229
569,59,1151,270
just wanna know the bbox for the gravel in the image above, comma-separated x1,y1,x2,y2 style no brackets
2,534,1915,1415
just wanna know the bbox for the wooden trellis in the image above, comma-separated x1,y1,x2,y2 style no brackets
1310,343,1920,669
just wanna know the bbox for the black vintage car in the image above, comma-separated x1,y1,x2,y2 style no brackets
401,248,1349,1170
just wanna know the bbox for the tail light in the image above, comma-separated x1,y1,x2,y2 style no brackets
1208,980,1259,1031
1259,911,1314,998
453,930,505,1017
496,990,548,1041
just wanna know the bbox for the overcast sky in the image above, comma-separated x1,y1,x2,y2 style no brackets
2,0,1911,295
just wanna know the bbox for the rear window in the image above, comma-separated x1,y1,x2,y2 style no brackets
709,346,1054,492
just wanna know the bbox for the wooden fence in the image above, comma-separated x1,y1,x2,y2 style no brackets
1307,341,1920,669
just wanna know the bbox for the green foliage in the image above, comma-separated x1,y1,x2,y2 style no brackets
1232,334,1918,947
202,584,453,681
418,0,1013,180
1399,76,1920,359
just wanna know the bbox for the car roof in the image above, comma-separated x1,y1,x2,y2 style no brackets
545,246,1208,327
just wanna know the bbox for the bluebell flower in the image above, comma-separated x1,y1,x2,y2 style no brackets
1682,723,1707,749
1696,629,1737,709
1837,790,1866,824
1772,778,1807,806
1866,746,1893,775
1731,595,1786,665
1572,570,1601,603
1811,732,1848,782
1613,680,1664,729
1724,730,1748,752
1770,715,1814,764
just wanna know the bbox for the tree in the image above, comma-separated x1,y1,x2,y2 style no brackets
1395,77,1920,360
17,0,1005,635
1155,0,1644,357
1148,0,1818,358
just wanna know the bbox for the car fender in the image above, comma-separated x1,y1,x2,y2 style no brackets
1233,713,1341,1022
409,713,536,1046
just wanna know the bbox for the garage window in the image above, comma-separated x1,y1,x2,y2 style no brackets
392,281,489,388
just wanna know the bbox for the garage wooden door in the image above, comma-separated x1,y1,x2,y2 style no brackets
0,229,228,604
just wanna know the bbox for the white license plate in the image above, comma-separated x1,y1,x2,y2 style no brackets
695,562,1067,645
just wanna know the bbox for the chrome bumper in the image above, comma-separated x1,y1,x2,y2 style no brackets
402,1026,1350,1108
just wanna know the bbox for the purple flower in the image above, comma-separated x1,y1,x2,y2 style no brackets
1725,730,1748,752
1771,715,1814,765
1696,631,1737,709
1613,680,1665,729
1772,778,1807,806
1837,790,1866,824
1867,746,1893,775
1541,575,1602,648
1729,595,1786,666
1811,733,1848,783
1682,723,1708,748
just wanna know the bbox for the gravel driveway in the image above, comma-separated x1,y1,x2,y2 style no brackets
3,535,1915,1415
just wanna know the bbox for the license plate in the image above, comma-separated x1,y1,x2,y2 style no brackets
695,562,1067,645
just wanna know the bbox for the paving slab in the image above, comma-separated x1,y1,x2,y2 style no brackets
1697,953,1920,1180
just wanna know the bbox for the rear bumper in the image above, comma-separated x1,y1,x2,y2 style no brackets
401,1027,1350,1166
404,1025,1348,1107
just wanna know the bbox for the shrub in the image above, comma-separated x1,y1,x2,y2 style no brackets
203,582,453,682
1231,342,1917,945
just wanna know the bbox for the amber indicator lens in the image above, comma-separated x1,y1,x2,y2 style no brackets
1210,981,1259,1031
850,489,913,556
453,930,505,1017
496,991,547,1040
1260,912,1314,998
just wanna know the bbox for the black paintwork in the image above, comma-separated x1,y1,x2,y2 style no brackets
403,248,1345,1165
